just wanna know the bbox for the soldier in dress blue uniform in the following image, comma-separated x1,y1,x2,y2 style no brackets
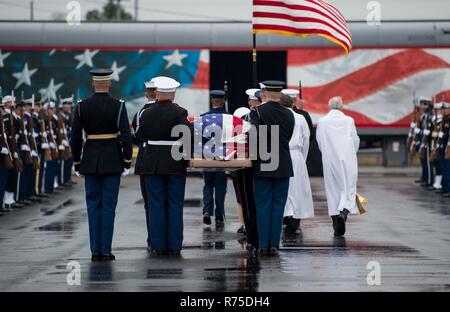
61,96,75,186
132,79,157,249
249,81,294,256
439,102,450,197
0,93,10,214
71,68,132,261
136,76,193,256
201,90,228,230
32,100,48,198
43,101,59,194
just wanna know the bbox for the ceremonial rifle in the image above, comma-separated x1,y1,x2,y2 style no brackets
39,109,52,161
28,95,40,170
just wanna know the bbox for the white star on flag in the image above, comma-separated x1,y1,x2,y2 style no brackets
0,49,11,68
110,61,126,82
74,49,99,69
163,50,188,69
12,62,37,89
39,78,64,101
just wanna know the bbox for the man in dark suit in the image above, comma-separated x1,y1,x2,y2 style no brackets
71,68,132,261
201,90,228,230
132,79,157,249
250,81,294,256
136,76,193,256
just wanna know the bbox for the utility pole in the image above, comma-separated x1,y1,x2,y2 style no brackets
135,0,138,21
30,0,34,21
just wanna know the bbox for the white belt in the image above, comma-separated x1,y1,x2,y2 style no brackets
147,140,182,146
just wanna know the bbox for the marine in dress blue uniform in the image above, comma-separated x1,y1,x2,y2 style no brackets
132,79,157,248
439,102,450,197
136,76,193,256
250,81,294,256
43,101,59,194
71,69,132,261
61,97,75,185
201,90,228,230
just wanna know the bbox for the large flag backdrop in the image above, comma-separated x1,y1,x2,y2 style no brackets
0,49,210,120
288,48,450,127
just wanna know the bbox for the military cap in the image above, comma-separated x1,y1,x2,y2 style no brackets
260,80,285,92
245,88,260,100
61,96,73,105
144,80,156,89
210,90,226,99
2,95,15,104
282,89,300,99
234,107,251,118
43,101,56,110
419,97,432,106
152,76,180,93
434,102,444,110
89,68,113,81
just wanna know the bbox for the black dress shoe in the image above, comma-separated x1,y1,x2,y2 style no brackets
101,253,115,261
269,247,279,256
91,254,101,261
259,248,269,256
334,209,349,237
167,250,181,256
38,193,50,198
150,249,166,256
10,202,24,209
215,219,224,231
203,213,211,225
285,217,300,235
237,226,246,236
29,196,42,202
414,179,423,184
19,199,32,205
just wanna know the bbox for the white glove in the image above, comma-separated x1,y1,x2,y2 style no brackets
0,147,9,155
122,168,130,177
439,132,444,139
21,144,30,152
414,128,421,134
31,150,38,158
42,132,47,139
410,122,416,128
423,129,431,136
58,145,65,151
62,139,69,147
49,142,55,149
41,143,49,149
74,171,81,177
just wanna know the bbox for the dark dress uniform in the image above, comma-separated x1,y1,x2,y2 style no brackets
250,81,294,251
3,107,21,207
71,84,132,257
132,100,155,247
62,107,74,184
419,104,434,186
44,110,59,194
201,105,228,226
32,109,44,195
136,98,192,253
439,107,450,195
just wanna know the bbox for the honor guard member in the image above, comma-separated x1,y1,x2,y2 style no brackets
32,99,47,197
231,88,261,255
0,93,11,213
201,90,228,230
61,96,75,185
22,98,40,201
71,68,132,261
418,97,434,187
14,100,33,205
2,96,23,209
136,76,193,256
250,81,294,256
43,101,59,194
133,79,157,249
439,101,450,197
431,102,444,190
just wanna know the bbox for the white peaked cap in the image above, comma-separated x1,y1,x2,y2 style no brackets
44,101,56,109
144,80,156,89
234,107,251,118
434,102,444,109
282,89,300,98
419,96,432,102
245,88,260,100
2,95,15,104
152,76,180,93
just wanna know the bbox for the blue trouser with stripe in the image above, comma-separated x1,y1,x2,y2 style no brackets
146,175,186,252
421,147,433,185
0,163,7,207
253,177,290,249
85,174,121,255
44,159,58,193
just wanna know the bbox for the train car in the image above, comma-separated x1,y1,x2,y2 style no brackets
1,20,450,166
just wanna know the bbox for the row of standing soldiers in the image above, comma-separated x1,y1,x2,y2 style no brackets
0,93,76,214
407,97,450,196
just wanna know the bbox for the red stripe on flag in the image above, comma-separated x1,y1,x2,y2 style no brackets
253,24,351,52
307,0,348,30
253,11,351,43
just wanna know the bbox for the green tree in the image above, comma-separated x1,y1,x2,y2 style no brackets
86,0,133,21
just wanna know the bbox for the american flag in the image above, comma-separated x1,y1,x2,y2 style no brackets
193,114,251,160
287,48,450,127
252,0,352,53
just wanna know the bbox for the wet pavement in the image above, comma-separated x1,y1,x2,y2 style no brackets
0,175,449,292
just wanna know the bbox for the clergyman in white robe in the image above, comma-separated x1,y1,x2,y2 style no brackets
283,109,314,220
316,97,360,217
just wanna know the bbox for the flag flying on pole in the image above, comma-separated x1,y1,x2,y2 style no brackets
252,0,352,53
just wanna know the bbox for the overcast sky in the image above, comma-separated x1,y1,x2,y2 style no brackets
0,0,449,21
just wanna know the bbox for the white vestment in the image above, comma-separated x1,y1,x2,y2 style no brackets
316,109,360,216
283,109,314,219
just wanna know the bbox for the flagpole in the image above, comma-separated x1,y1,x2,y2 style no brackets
224,80,229,113
252,33,258,87
298,80,303,110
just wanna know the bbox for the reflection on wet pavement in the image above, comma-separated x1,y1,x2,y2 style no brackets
0,176,449,291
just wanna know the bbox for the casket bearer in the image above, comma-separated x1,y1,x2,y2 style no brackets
136,76,193,256
132,78,157,249
249,80,295,256
71,68,132,261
